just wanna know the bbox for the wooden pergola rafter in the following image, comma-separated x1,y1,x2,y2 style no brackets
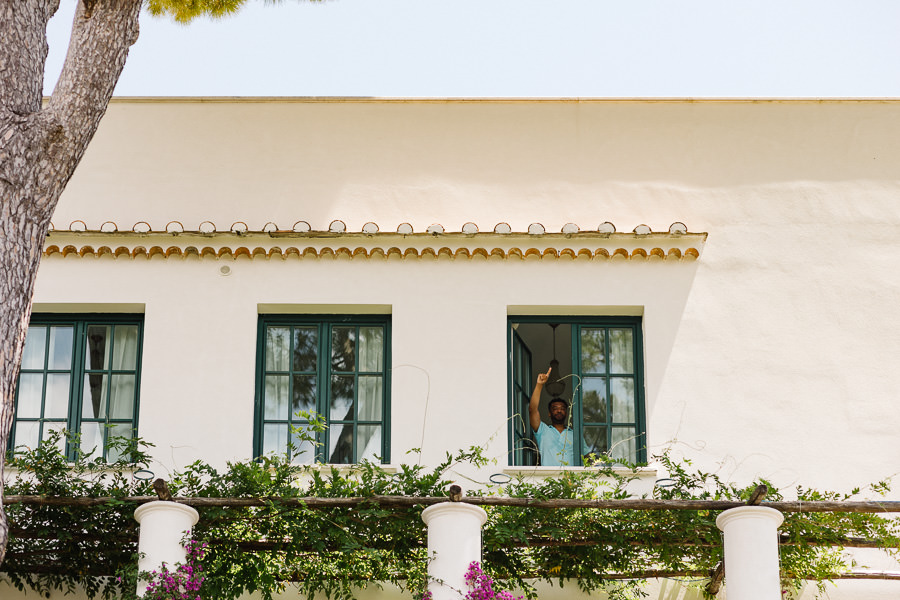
4,483,900,589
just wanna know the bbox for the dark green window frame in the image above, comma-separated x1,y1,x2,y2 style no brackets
508,316,646,466
10,314,143,461
254,315,391,464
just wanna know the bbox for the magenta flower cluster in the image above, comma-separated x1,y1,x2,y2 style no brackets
141,539,207,600
463,561,523,600
418,561,522,600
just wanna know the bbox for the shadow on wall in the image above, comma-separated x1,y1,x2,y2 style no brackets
657,578,709,600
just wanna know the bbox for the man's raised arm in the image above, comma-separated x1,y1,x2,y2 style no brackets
529,367,552,431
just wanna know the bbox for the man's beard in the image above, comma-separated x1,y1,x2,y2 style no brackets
550,413,567,426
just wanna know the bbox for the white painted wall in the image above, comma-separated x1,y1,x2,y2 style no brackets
52,99,900,235
8,98,900,599
43,98,900,489
31,243,701,473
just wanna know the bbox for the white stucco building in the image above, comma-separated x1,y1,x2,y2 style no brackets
6,97,900,598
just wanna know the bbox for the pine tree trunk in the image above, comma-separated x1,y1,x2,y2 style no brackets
0,186,46,568
0,0,142,566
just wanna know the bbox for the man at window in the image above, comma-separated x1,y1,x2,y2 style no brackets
529,367,574,466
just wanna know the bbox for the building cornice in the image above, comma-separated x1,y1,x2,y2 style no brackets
43,225,706,262
96,97,900,105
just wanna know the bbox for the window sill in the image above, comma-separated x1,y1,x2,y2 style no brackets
299,463,399,475
502,465,658,478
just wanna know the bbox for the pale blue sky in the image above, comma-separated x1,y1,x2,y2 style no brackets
45,0,900,97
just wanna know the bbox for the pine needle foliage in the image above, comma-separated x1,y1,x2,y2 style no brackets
1,433,898,600
145,0,323,23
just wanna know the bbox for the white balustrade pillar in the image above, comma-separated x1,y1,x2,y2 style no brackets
133,501,200,596
421,502,488,600
715,506,784,600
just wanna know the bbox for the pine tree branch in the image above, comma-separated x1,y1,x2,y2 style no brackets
38,0,141,211
0,1,60,116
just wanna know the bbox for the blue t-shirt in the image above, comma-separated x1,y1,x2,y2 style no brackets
535,422,574,466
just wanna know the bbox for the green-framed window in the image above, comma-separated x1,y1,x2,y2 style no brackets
11,314,143,461
510,330,534,466
254,315,391,464
508,317,646,466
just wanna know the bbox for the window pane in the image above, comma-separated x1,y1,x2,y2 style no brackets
86,325,111,370
522,349,531,389
83,374,108,419
79,422,104,457
266,326,290,371
513,343,522,386
112,325,139,370
357,425,381,462
109,375,135,419
581,377,607,424
108,422,133,439
106,423,134,462
609,329,634,374
358,376,382,422
359,327,384,372
580,328,607,373
331,327,356,372
611,378,635,422
292,327,318,372
43,422,68,454
264,375,290,420
263,423,288,456
290,425,317,464
291,375,317,416
48,326,74,370
330,375,355,421
329,423,353,464
13,421,40,451
513,416,535,457
514,394,530,434
45,373,70,418
16,373,43,418
21,326,47,370
582,425,608,456
611,427,637,462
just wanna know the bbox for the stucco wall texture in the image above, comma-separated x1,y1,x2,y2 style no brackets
17,99,900,599
54,99,900,235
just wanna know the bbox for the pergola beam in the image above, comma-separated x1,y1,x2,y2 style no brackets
5,494,900,513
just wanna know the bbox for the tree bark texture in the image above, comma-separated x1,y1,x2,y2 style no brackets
0,0,142,566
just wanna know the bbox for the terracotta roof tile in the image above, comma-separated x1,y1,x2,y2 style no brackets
42,221,706,262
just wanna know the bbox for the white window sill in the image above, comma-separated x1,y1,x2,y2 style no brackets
502,464,658,478
299,463,399,475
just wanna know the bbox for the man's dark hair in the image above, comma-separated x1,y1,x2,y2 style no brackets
548,398,568,409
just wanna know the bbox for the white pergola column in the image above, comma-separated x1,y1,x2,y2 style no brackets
421,502,488,600
133,501,200,596
715,506,784,600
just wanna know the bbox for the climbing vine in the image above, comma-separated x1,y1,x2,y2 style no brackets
1,432,898,600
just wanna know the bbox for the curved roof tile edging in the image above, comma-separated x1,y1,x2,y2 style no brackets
44,243,701,262
42,222,706,262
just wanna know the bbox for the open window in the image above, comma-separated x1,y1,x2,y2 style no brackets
508,317,646,466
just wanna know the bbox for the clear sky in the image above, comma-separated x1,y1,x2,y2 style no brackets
44,0,900,97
